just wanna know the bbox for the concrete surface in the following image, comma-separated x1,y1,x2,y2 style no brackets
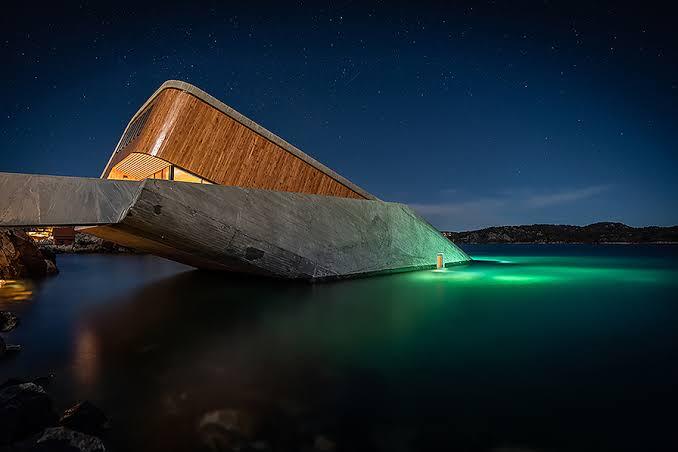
0,172,141,226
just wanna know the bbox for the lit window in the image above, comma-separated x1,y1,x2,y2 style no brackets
150,166,171,180
173,167,205,184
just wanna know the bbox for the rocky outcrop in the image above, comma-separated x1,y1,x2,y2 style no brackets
443,222,678,244
59,401,110,437
0,311,19,332
197,408,261,451
0,375,54,390
0,336,22,358
0,383,58,445
196,407,341,452
0,228,58,279
314,435,336,451
0,380,109,451
37,232,134,255
31,426,106,452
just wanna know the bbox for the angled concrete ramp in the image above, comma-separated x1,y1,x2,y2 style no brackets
0,172,470,280
0,172,141,226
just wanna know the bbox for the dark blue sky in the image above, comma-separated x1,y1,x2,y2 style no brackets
2,1,676,230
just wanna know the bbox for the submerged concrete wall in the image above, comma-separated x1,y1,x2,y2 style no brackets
0,172,470,280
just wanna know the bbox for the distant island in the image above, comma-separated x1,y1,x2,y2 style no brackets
442,222,678,244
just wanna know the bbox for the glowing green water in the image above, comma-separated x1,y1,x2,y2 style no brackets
420,252,675,286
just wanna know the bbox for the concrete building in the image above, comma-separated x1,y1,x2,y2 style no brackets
0,81,469,280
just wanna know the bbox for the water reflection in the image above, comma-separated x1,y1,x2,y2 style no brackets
73,326,99,389
0,279,34,303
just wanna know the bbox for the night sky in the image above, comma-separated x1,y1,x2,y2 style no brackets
2,1,676,230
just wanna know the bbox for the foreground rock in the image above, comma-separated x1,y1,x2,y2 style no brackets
0,228,58,279
59,401,110,437
0,375,54,390
0,311,20,332
0,383,58,445
0,336,22,358
30,426,106,452
198,408,260,451
0,336,23,358
314,435,336,451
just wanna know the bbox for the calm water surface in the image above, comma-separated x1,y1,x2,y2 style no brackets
1,245,677,451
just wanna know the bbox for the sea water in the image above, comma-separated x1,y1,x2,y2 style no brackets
1,245,677,451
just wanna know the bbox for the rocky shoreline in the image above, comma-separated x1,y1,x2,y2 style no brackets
0,311,22,356
0,229,109,450
34,232,135,255
0,229,58,280
0,378,110,451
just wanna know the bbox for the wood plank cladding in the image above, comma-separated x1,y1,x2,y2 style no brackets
102,83,373,200
110,153,170,180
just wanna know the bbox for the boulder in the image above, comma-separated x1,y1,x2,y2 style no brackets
314,435,336,451
0,336,22,358
31,427,106,452
1,377,29,389
5,343,22,353
0,228,58,279
0,310,20,332
0,375,54,390
197,408,259,451
0,383,58,444
59,401,110,436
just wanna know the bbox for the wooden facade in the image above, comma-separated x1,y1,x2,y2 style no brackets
102,81,374,200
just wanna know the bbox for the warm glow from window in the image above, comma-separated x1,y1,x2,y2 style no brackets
173,167,202,183
108,153,212,184
26,227,53,240
150,166,171,180
173,167,212,184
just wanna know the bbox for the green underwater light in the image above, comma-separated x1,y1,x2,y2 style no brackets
491,273,559,284
413,252,671,287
